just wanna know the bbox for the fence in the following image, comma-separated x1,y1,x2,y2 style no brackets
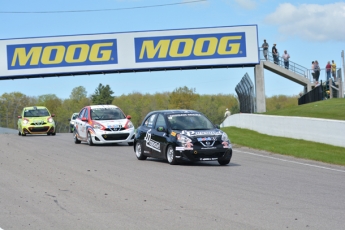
298,83,323,105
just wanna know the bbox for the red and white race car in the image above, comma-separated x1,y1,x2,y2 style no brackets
73,105,135,146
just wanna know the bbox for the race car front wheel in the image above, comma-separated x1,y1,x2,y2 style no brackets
135,142,147,160
87,131,94,146
74,130,81,144
218,157,230,166
166,145,178,165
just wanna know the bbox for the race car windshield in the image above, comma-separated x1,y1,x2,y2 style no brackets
167,113,215,130
91,108,126,120
24,109,50,117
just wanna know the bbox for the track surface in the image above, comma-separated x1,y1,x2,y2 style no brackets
0,133,345,230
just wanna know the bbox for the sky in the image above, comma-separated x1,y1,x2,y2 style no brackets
0,0,344,99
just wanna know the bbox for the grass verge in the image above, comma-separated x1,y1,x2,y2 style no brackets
222,126,345,166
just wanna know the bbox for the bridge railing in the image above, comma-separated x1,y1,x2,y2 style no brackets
259,48,309,79
259,48,343,88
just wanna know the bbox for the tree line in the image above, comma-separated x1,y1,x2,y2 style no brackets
0,83,299,132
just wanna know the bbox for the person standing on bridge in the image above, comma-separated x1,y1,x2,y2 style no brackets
281,50,290,69
314,60,320,85
326,61,332,81
272,43,278,65
331,60,337,81
261,39,269,60
311,61,315,82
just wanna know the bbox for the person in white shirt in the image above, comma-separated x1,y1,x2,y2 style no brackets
224,108,231,118
281,50,290,69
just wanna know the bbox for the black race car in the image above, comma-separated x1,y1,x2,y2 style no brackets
134,110,232,165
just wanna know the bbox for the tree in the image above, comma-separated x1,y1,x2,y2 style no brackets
168,86,198,109
70,86,87,101
91,83,114,105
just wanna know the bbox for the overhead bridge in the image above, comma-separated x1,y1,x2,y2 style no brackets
262,60,312,90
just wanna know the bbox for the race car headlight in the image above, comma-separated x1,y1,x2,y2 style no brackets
93,123,104,130
47,117,54,123
125,120,134,129
70,121,75,125
177,134,192,144
221,132,230,142
22,119,29,125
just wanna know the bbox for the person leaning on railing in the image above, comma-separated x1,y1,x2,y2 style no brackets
331,60,337,81
314,60,320,84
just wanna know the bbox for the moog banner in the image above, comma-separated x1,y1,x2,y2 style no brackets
0,25,259,79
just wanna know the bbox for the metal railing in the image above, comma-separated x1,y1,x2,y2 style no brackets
259,48,343,90
259,48,309,78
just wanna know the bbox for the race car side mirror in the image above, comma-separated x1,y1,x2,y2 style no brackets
126,115,132,120
156,126,166,132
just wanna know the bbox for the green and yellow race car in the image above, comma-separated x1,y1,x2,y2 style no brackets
17,106,56,136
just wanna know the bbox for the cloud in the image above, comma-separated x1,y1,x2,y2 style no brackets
264,2,345,42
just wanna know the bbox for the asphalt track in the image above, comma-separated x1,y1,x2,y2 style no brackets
0,133,345,230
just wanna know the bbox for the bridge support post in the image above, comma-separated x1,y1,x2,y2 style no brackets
254,61,266,113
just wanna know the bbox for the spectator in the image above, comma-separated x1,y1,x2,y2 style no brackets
314,60,320,84
224,108,231,118
311,61,315,82
281,50,290,69
331,60,337,81
326,61,331,81
261,39,269,60
272,43,278,64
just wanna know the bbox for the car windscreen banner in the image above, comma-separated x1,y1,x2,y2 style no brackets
0,25,259,79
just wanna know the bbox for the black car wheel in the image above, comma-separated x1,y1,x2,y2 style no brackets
166,145,178,165
18,131,21,136
74,130,81,144
218,157,230,166
87,131,94,146
135,142,147,160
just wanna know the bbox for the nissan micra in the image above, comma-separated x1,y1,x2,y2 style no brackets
73,105,135,146
134,110,232,165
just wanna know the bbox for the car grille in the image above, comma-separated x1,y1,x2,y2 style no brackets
28,126,50,132
102,133,129,141
104,127,125,132
30,121,47,125
193,140,222,148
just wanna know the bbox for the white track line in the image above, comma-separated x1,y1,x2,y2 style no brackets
235,149,345,173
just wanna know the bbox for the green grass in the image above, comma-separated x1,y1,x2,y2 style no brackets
222,99,345,166
264,98,345,120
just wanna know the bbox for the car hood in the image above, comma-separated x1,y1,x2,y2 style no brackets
95,119,128,127
22,116,51,120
